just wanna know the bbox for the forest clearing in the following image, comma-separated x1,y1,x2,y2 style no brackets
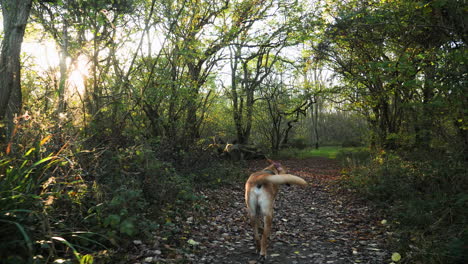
0,0,466,263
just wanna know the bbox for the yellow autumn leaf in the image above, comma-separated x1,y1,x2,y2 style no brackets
40,135,52,146
391,252,401,262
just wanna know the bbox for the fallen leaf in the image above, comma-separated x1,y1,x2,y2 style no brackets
392,252,401,262
187,239,200,246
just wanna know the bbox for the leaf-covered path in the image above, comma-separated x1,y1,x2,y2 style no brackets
133,158,391,263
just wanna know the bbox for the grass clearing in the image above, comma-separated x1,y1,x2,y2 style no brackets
275,146,363,159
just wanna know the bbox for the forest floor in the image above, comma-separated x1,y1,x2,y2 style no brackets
128,157,392,264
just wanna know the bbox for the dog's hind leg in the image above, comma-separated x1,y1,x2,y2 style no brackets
249,212,261,253
259,213,273,259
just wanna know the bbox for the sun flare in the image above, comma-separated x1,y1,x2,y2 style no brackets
68,56,89,96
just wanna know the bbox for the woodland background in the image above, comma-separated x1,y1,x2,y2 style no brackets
0,0,466,263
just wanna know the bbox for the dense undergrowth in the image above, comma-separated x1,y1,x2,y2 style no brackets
0,133,244,263
338,148,467,264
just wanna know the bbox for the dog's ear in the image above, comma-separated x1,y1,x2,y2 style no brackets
274,162,282,170
267,159,283,171
271,161,282,170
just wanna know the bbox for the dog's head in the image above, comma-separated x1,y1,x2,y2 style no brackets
266,159,287,174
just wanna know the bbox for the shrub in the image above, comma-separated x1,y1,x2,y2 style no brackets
89,187,157,242
289,137,308,149
341,150,467,264
341,140,362,148
336,147,371,168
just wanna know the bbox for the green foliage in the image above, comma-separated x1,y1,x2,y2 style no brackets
336,147,372,168
0,145,98,263
84,140,244,236
92,187,155,240
0,151,53,261
289,137,308,149
341,151,467,264
319,0,468,151
0,126,245,262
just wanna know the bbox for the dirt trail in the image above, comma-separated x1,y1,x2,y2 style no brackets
131,158,391,263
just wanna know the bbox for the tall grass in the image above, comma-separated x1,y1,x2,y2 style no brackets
0,141,96,263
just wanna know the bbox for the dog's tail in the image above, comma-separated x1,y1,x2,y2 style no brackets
259,174,307,186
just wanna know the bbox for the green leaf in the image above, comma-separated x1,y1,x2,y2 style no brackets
31,156,56,168
187,238,200,246
391,252,401,262
120,219,136,236
104,214,120,228
80,254,94,264
52,236,81,262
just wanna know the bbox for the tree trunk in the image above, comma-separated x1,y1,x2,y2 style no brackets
0,0,33,141
313,103,320,149
57,22,69,114
311,98,320,149
416,57,436,150
230,44,255,145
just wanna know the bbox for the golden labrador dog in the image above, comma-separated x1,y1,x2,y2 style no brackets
245,159,307,260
